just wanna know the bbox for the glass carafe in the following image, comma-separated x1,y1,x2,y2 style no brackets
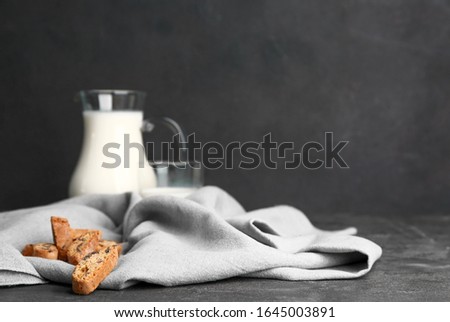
68,89,184,197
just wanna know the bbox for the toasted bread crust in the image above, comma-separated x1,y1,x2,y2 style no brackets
21,244,34,256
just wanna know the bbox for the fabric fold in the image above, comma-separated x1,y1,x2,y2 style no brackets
0,186,382,288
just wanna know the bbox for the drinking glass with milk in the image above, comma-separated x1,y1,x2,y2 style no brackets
69,89,194,197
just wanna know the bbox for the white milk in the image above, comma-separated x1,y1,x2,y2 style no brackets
69,111,157,196
140,187,198,198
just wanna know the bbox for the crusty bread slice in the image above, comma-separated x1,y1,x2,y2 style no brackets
67,232,99,265
72,245,119,295
51,216,72,261
22,243,58,260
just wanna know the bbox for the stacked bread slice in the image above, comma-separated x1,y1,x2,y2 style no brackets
22,216,121,295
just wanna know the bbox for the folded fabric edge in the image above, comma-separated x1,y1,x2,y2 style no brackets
243,240,382,281
0,269,47,287
243,263,371,281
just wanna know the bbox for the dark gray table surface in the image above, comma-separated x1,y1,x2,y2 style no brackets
1,213,449,302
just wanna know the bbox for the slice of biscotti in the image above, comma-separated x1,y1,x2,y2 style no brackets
32,243,58,260
22,243,58,260
22,244,34,256
51,216,72,261
72,245,119,295
67,232,99,265
71,229,102,241
96,240,123,255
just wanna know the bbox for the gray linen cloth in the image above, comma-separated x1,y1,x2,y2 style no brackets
0,186,382,288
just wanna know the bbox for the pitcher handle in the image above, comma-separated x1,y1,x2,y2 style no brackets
141,117,188,162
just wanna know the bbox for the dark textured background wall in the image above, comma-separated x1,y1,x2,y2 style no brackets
1,0,450,215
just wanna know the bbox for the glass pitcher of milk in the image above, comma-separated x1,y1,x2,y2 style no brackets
68,89,185,197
